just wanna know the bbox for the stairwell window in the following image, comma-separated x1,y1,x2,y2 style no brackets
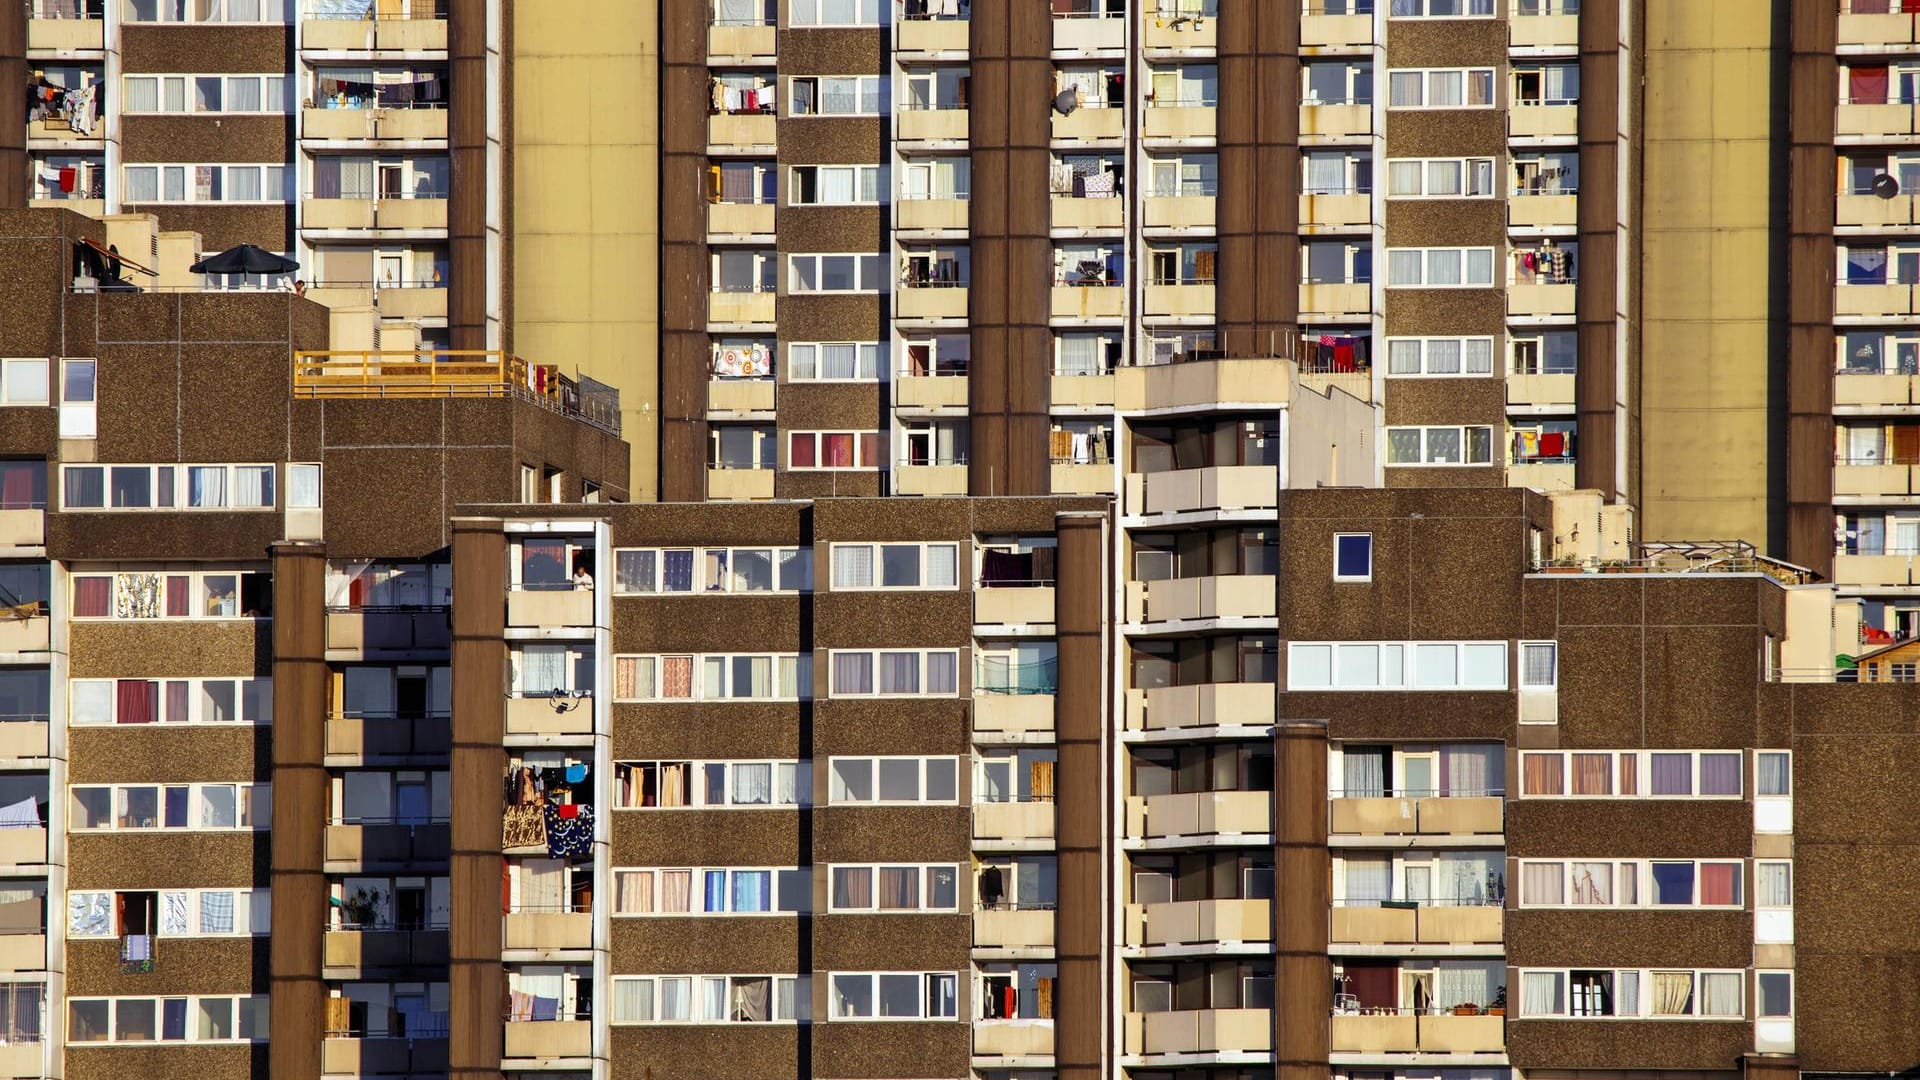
1386,336,1495,376
1386,247,1494,287
1385,426,1495,466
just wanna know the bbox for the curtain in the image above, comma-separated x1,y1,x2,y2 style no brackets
1432,964,1493,1011
1617,752,1639,795
1304,153,1347,195
521,860,564,911
72,576,109,618
1652,971,1693,1015
1343,856,1390,905
161,891,189,935
1652,862,1694,905
518,646,566,695
1030,760,1055,801
1056,335,1102,376
1650,754,1691,795
732,977,771,1022
165,681,190,722
734,764,771,805
613,979,652,1023
1699,863,1740,905
116,680,156,724
833,652,873,694
732,871,768,913
1436,852,1496,905
1522,862,1562,905
660,656,693,699
659,763,687,807
878,866,919,909
703,870,727,913
658,870,691,913
1615,970,1639,1016
1698,753,1741,795
1570,753,1611,795
832,545,872,587
1758,753,1790,796
1342,749,1386,798
1852,65,1890,105
1521,971,1563,1017
1445,745,1497,796
616,871,652,914
1570,862,1611,904
832,866,872,909
1522,753,1564,795
658,978,690,1021
925,651,958,694
775,762,800,805
878,653,919,694
232,466,269,508
0,464,36,510
1757,863,1791,907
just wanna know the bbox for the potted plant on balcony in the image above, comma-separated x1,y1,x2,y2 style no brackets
1452,1002,1480,1016
1488,985,1507,1017
1539,555,1584,575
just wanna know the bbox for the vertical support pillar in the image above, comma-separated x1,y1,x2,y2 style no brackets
1054,512,1109,1079
449,519,508,1080
1274,720,1330,1080
268,542,328,1080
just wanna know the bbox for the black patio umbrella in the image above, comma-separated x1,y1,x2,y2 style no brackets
190,244,299,276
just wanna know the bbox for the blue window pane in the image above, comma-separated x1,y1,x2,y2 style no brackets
1335,534,1373,580
1651,862,1694,905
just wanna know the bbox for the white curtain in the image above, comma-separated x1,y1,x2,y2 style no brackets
925,652,958,694
927,546,958,587
1432,963,1493,1011
832,546,872,587
1304,153,1348,195
233,466,271,507
1521,971,1563,1017
733,764,771,805
1436,852,1496,905
1615,970,1640,1016
68,892,111,937
1757,863,1791,907
1056,335,1102,376
1522,862,1563,905
613,979,652,1023
1702,973,1742,1016
520,860,564,911
518,646,567,694
1343,857,1390,904
1570,862,1611,904
1446,745,1499,796
161,891,189,935
1343,750,1386,798
1758,753,1791,796
658,977,691,1021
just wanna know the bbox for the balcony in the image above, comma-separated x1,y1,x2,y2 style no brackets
1124,682,1274,735
1331,1012,1506,1055
325,713,451,761
975,907,1054,950
1051,373,1116,408
975,584,1055,626
1145,14,1215,51
708,23,775,62
1053,13,1125,51
28,11,102,51
1837,193,1920,229
899,17,969,54
1510,104,1578,141
303,13,448,51
898,198,969,232
1142,283,1216,320
894,463,969,496
323,928,449,972
1838,101,1920,139
975,1020,1055,1060
708,290,776,328
895,373,969,410
1301,11,1372,48
1508,283,1575,318
26,116,97,144
1142,105,1216,142
504,910,593,951
506,587,592,629
974,800,1055,846
1139,898,1270,948
303,107,448,142
1134,790,1271,843
1144,195,1215,230
1115,356,1291,413
1052,107,1126,142
1124,465,1279,517
708,201,776,239
1128,574,1276,625
1507,461,1576,492
0,1043,37,1078
1328,796,1504,838
1300,282,1371,320
0,510,42,549
973,693,1055,739
323,1037,449,1077
708,112,777,152
1512,13,1579,50
1301,193,1371,231
896,285,970,321
707,378,775,414
1839,282,1920,318
303,197,449,232
1329,903,1504,947
504,1020,591,1060
1509,194,1577,230
1125,1009,1271,1057
326,609,451,653
0,830,46,867
1301,103,1371,140
0,616,47,655
0,934,44,972
325,821,450,866
505,695,593,738
1508,373,1575,407
1053,196,1126,231
708,467,774,501
0,723,48,761
1836,460,1920,497
1842,8,1920,45
897,108,969,144
1051,285,1126,320
1835,552,1920,587
1051,462,1114,494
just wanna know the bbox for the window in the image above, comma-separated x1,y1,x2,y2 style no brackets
787,430,884,469
828,757,960,804
0,461,45,510
1386,157,1496,197
1518,859,1741,909
121,164,288,204
1513,149,1580,196
1387,67,1496,108
0,359,48,406
68,994,267,1043
828,972,959,1020
70,570,271,620
1384,425,1496,466
1519,642,1557,691
829,542,959,589
122,0,288,22
67,888,268,937
613,760,810,809
828,864,961,912
788,342,881,381
509,644,594,698
1519,968,1742,1019
1332,534,1371,582
1512,330,1578,375
712,249,777,293
1385,337,1495,376
790,165,882,205
1519,750,1744,798
828,650,960,697
1512,62,1580,105
1302,59,1372,106
122,74,287,114
1758,971,1792,1018
1287,641,1508,691
612,974,804,1023
789,75,885,116
610,868,809,916
325,561,451,609
1386,247,1495,287
1299,150,1364,197
611,654,809,702
900,156,970,201
1154,153,1222,197
613,547,807,594
70,678,272,725
1389,0,1494,14
60,464,275,510
69,783,269,831
286,463,321,510
1756,751,1791,796
790,0,879,25
788,253,886,293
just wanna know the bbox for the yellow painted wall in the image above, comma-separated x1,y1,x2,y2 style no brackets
511,1,659,499
1638,0,1776,545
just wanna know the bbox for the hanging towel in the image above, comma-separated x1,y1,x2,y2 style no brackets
1540,432,1566,458
530,995,559,1022
556,803,580,820
545,803,594,858
502,804,547,851
564,763,587,784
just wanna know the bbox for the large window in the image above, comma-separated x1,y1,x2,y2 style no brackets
611,974,804,1023
122,164,288,204
122,0,288,22
1384,425,1496,466
1518,968,1745,1019
1386,247,1495,287
68,888,269,937
69,783,270,831
1386,336,1495,376
70,570,271,620
1386,157,1495,197
788,253,887,293
68,995,269,1044
1387,67,1496,108
789,75,885,116
613,547,808,594
1518,859,1744,908
828,864,961,912
790,165,882,205
609,868,809,916
788,430,885,469
828,972,959,1020
612,760,810,809
788,342,881,381
1518,750,1745,798
70,678,271,725
611,654,808,702
789,0,880,25
827,650,961,697
1288,641,1508,691
0,360,48,406
828,756,960,804
829,542,958,589
61,464,275,510
122,74,287,114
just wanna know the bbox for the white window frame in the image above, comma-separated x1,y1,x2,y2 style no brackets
121,73,288,115
1387,0,1494,16
789,0,883,27
121,0,289,21
826,972,960,1021
1385,425,1497,466
787,430,886,470
1387,67,1497,109
1518,641,1558,692
1332,533,1372,583
60,463,277,511
788,74,886,117
68,782,271,832
826,863,963,913
1517,968,1746,1020
1385,246,1496,288
1287,641,1509,691
787,341,881,382
828,542,960,590
120,163,289,205
611,546,809,595
66,994,269,1045
1384,336,1497,377
1385,157,1496,198
827,755,961,805
1517,749,1746,799
611,759,811,810
789,164,884,206
611,973,806,1024
1516,858,1746,910
0,359,49,406
610,654,809,703
787,253,887,293
69,677,272,726
827,649,962,698
67,887,269,938
608,868,810,917
68,569,270,621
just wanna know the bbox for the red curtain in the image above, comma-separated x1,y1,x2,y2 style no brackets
822,434,854,468
788,434,815,468
165,576,190,618
115,680,156,725
1344,963,1398,1010
72,577,109,618
0,465,37,510
1852,65,1890,105
1700,863,1740,906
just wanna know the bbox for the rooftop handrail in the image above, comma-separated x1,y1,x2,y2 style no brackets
293,350,621,436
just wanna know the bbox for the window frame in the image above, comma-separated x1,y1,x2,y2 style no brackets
69,677,273,726
786,252,887,293
60,463,277,511
611,546,810,595
68,782,270,832
1332,533,1372,583
1385,246,1497,288
611,759,811,810
1385,156,1497,198
1384,425,1497,466
826,971,961,1021
825,863,963,913
1518,749,1746,799
68,569,271,621
608,867,810,917
786,430,886,470
66,993,269,1044
788,74,886,117
610,653,810,703
826,755,961,805
66,887,269,938
1384,336,1497,377
1517,858,1746,910
1386,66,1497,109
826,649,962,698
786,341,882,382
1517,967,1747,1020
610,973,805,1024
827,541,960,590
1286,640,1510,691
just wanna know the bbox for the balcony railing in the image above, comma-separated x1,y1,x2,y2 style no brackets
309,0,446,15
294,350,621,436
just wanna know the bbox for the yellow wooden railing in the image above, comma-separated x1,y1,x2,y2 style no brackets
292,350,621,435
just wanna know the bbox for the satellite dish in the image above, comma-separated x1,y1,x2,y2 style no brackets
1874,173,1901,199
1052,89,1078,116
